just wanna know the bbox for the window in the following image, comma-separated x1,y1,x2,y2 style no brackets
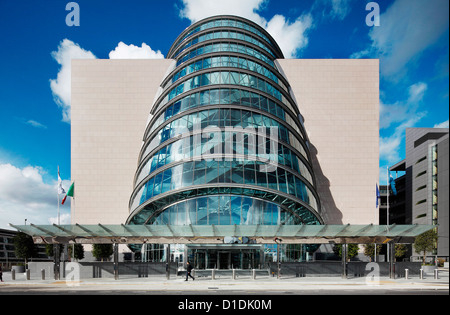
415,156,426,164
415,199,427,205
415,185,426,192
416,170,427,178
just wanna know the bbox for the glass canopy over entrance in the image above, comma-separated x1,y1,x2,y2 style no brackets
10,223,435,245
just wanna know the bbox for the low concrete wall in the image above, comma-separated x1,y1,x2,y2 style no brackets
27,261,423,279
270,261,423,277
27,261,178,280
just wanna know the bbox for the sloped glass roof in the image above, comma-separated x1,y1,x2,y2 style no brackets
9,223,435,244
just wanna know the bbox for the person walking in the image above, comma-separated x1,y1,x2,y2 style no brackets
0,265,3,282
185,261,195,281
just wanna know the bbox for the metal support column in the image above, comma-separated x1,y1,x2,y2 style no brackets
342,243,347,279
54,244,60,280
389,241,395,279
276,239,281,279
166,244,171,280
113,243,119,280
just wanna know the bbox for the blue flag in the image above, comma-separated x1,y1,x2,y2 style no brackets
376,184,380,207
389,176,397,195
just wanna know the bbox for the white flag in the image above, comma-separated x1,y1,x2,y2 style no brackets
58,169,66,195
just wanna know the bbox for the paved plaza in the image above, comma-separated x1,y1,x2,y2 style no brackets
1,269,448,295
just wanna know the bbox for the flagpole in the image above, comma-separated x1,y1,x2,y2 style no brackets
386,166,390,262
386,166,389,226
58,166,60,225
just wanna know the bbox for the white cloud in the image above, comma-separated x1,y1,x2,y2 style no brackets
380,82,428,130
50,39,165,123
48,213,71,225
50,39,97,123
380,113,426,165
0,163,70,229
329,0,352,20
312,0,353,21
379,82,428,164
434,120,449,129
178,0,313,58
26,120,47,129
265,14,313,58
109,42,164,59
179,0,267,25
351,0,449,79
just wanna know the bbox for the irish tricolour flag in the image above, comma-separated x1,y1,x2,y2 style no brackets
61,182,74,205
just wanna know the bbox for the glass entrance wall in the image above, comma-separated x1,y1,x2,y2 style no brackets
140,243,315,266
187,245,263,269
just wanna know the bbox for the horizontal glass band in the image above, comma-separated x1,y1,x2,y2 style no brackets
149,195,298,226
141,108,309,168
168,70,284,104
164,55,287,93
135,133,313,189
172,29,276,59
176,41,275,69
148,88,302,141
170,17,277,57
155,70,291,115
127,186,322,226
129,158,318,214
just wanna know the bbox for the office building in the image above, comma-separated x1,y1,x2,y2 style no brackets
381,128,448,259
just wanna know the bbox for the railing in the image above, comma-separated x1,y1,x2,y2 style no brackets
24,261,424,280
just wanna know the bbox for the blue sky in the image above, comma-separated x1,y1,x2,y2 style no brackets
0,0,448,228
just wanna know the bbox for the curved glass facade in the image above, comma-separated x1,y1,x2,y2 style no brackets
134,133,314,189
153,70,294,114
148,195,301,226
172,29,277,59
148,87,304,139
175,41,275,70
126,16,324,237
141,108,309,166
169,17,280,56
163,55,286,91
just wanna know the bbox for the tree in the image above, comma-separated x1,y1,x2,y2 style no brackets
363,244,382,261
13,232,37,266
414,229,438,265
333,244,359,261
68,244,85,261
394,244,408,262
45,244,64,258
92,244,113,261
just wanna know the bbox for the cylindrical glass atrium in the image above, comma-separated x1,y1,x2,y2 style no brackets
126,16,324,265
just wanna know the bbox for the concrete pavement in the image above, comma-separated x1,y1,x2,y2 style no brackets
0,269,448,294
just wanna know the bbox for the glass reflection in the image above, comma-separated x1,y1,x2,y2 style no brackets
149,195,291,226
131,157,318,213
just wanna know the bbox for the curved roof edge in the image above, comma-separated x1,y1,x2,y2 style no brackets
167,15,285,59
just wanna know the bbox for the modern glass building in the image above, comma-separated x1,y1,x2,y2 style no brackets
125,16,324,268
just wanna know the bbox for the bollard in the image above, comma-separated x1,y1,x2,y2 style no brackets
232,269,236,280
434,269,439,279
26,269,30,280
420,269,424,279
252,269,256,280
212,269,216,280
41,269,45,280
11,269,15,280
405,269,409,279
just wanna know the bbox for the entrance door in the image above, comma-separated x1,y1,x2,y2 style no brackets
195,251,206,269
218,252,230,269
242,250,259,269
